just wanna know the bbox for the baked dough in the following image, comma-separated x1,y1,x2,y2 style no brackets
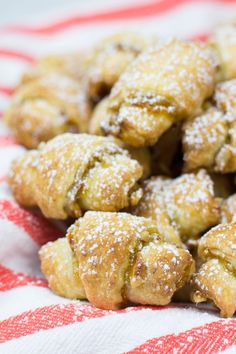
5,73,90,148
183,79,236,173
89,96,151,179
192,223,236,317
40,211,194,309
8,133,143,219
133,170,220,245
100,38,216,147
85,32,149,102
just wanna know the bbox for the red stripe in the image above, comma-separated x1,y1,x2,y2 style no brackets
127,319,236,354
0,265,46,291
0,303,173,343
0,135,18,147
191,32,209,41
0,176,6,184
1,0,236,35
0,86,14,96
0,199,63,245
0,49,35,63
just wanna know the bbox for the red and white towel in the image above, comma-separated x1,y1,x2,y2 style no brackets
0,1,236,353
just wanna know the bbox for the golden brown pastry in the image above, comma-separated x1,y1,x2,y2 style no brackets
183,79,236,173
40,211,194,309
89,97,183,178
210,23,236,80
100,38,216,147
192,223,236,317
5,73,90,149
8,133,143,219
89,96,151,179
40,237,86,299
133,170,220,245
85,32,149,102
20,53,88,85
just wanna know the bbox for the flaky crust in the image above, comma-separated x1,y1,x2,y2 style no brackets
183,108,227,171
39,238,86,299
192,223,236,317
100,39,216,147
133,176,183,247
40,211,194,310
198,223,236,268
133,170,220,244
5,73,90,148
85,32,149,101
183,79,236,173
192,259,236,318
8,150,38,207
8,133,143,219
89,97,151,179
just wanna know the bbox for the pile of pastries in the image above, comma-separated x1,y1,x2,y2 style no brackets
6,23,236,317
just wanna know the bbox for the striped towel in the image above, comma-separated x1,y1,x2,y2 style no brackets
0,1,236,353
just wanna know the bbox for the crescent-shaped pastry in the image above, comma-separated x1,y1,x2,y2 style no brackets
100,38,216,147
8,133,143,219
5,73,90,148
40,211,194,309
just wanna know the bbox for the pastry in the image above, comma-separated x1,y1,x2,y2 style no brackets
100,38,216,147
89,96,151,179
133,170,220,245
8,133,143,219
183,79,236,173
40,237,86,300
39,211,194,310
192,223,236,317
5,73,90,148
85,32,149,102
